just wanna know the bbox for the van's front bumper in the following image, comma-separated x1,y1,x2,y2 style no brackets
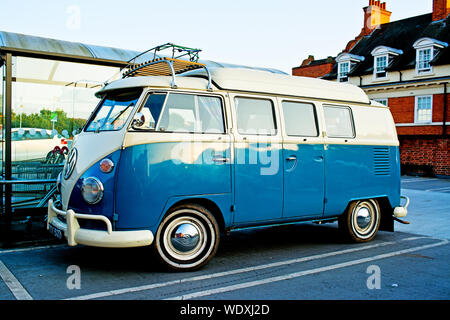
47,199,154,248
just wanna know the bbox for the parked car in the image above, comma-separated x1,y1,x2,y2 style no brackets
0,128,67,163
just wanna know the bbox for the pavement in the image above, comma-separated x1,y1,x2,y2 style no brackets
397,176,450,239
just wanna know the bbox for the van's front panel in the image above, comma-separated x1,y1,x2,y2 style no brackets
67,149,121,229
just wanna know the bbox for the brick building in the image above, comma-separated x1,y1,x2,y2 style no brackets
293,0,450,177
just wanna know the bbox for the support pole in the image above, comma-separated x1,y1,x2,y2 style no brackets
3,53,13,247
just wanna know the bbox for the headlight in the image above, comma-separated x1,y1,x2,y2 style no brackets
56,172,62,193
81,177,104,205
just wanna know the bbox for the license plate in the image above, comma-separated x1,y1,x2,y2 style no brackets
49,224,63,240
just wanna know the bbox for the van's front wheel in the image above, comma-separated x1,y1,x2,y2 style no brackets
339,199,380,242
155,204,220,271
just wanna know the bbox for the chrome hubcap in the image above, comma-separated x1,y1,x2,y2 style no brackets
163,216,206,261
356,207,371,230
352,201,377,238
170,223,200,253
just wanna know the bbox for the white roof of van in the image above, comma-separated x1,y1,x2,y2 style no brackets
97,68,370,104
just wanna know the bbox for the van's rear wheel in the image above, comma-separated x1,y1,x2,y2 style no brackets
339,199,380,242
155,204,220,271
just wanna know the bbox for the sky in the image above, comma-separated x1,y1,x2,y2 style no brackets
0,0,432,74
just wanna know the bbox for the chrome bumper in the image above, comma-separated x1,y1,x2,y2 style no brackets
393,196,410,218
47,199,154,248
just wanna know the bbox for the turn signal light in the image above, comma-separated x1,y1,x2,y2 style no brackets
99,158,114,173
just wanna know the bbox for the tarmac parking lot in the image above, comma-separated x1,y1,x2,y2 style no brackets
0,176,449,302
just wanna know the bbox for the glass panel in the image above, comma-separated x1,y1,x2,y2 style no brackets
416,96,432,123
374,99,388,106
157,93,225,134
323,106,354,138
418,49,432,70
85,89,141,132
139,93,167,130
339,62,349,77
158,93,196,133
15,56,119,84
197,96,225,134
282,101,318,137
376,56,387,73
235,97,276,135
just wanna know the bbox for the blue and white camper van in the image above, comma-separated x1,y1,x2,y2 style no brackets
47,57,409,271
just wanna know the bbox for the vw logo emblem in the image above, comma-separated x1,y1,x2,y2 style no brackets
64,148,78,180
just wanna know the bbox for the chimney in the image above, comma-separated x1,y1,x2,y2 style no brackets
301,55,315,67
344,1,392,52
362,0,392,35
433,0,450,21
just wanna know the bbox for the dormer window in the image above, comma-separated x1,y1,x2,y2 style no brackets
338,61,350,82
375,55,388,78
371,46,403,80
413,38,448,75
336,53,365,83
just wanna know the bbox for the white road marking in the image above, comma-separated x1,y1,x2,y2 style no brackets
0,244,66,255
0,259,33,300
166,239,449,300
425,187,450,192
67,236,425,300
401,178,439,183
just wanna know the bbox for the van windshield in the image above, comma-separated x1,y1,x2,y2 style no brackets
85,89,142,132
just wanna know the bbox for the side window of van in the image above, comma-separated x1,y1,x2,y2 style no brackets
235,97,277,135
323,105,355,138
282,101,318,137
140,93,167,129
157,93,225,134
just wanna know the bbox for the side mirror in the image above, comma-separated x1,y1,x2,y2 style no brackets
132,112,145,128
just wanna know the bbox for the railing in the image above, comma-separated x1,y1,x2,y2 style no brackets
120,43,213,91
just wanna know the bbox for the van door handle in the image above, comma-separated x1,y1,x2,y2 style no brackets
314,156,324,162
286,156,297,161
213,157,230,163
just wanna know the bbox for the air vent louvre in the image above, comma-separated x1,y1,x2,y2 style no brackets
373,147,390,176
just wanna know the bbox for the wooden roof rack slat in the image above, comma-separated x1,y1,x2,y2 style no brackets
121,44,212,91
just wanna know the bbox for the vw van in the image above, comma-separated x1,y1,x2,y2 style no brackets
47,58,409,271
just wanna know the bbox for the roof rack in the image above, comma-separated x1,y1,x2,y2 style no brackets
121,43,212,91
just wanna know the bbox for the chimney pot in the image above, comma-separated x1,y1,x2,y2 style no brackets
432,0,450,21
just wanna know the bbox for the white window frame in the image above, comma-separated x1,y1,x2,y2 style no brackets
374,54,389,79
374,98,388,107
414,95,433,124
338,61,350,83
416,47,434,75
